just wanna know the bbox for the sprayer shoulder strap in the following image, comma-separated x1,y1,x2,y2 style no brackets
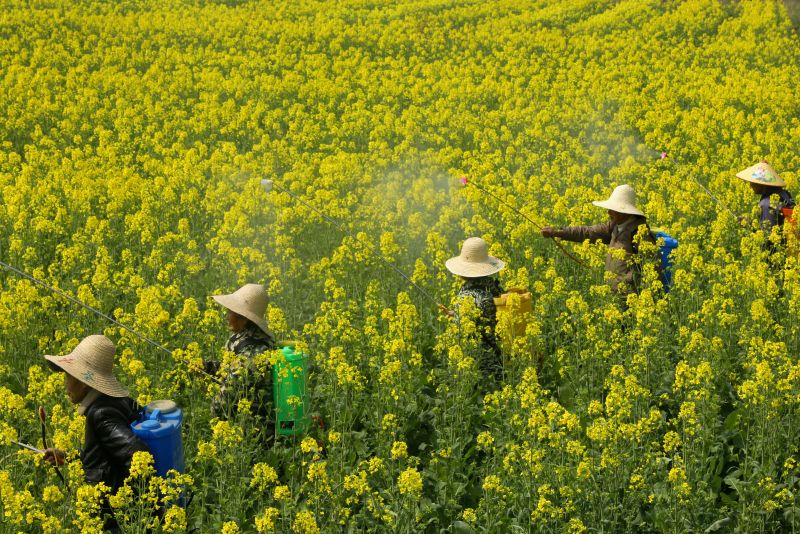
646,223,657,244
628,221,655,255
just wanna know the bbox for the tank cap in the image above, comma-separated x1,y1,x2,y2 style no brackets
141,420,160,429
146,399,178,414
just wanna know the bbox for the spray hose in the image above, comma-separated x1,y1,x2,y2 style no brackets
261,179,452,314
659,152,739,219
0,258,221,384
459,176,586,267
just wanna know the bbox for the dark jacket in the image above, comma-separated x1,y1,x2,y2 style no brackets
82,395,149,492
557,215,658,295
758,189,795,232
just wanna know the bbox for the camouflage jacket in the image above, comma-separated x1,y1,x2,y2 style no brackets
211,323,277,422
456,276,504,380
456,276,504,331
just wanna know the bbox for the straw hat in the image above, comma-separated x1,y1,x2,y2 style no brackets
45,335,129,398
445,237,505,278
591,184,644,216
736,161,786,187
212,283,270,335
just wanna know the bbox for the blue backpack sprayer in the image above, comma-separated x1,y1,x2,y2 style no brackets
0,260,202,499
654,231,678,291
131,399,185,478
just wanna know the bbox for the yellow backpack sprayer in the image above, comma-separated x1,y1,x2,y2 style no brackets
492,287,533,352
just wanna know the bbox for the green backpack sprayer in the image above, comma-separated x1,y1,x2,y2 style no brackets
273,344,310,436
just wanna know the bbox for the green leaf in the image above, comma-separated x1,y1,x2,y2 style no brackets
451,520,472,533
720,491,738,507
704,517,731,532
723,409,740,432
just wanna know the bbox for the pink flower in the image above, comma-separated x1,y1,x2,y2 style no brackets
660,152,668,160
460,176,468,186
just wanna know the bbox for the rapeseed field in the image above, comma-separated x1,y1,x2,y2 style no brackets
2,0,800,531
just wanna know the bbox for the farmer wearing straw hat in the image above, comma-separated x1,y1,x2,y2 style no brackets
206,283,278,434
445,237,506,381
42,335,149,532
542,184,659,297
735,160,795,236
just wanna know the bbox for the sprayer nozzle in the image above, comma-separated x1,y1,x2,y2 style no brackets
260,179,274,192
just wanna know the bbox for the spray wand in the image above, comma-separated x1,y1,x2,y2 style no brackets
260,179,452,314
11,440,44,453
659,152,739,219
0,259,221,384
38,406,67,487
459,176,586,266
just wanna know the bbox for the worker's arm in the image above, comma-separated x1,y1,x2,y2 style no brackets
90,405,149,478
542,221,613,244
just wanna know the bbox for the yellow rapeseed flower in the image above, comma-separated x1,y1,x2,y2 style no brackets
255,507,280,533
251,463,279,491
128,451,156,479
162,506,187,533
292,510,320,534
397,467,423,497
41,485,63,503
390,440,408,460
274,485,291,501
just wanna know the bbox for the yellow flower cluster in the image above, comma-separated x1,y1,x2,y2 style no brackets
397,467,423,498
251,463,279,491
128,451,156,479
255,507,281,533
74,482,110,533
292,510,320,534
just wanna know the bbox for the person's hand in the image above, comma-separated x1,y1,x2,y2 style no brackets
541,226,559,238
311,415,325,430
43,448,65,466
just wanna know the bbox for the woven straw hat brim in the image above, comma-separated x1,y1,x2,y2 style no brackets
591,199,644,216
445,256,505,278
44,354,129,398
212,293,271,335
736,165,786,187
